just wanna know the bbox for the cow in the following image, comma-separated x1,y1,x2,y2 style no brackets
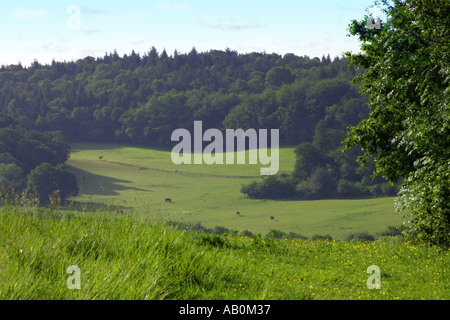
165,198,172,203
236,211,240,216
99,156,104,160
270,216,274,220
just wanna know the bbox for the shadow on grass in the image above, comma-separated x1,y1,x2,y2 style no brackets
63,200,132,214
70,142,174,154
68,166,151,197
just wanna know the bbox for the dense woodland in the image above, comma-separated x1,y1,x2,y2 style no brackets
0,48,397,201
0,113,77,203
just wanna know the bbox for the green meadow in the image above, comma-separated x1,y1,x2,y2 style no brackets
0,208,448,300
1,142,448,300
67,143,404,239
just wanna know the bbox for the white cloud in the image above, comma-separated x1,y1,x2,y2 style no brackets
82,29,101,35
132,12,148,21
201,15,264,31
11,8,47,20
102,14,125,22
42,42,69,53
80,7,108,15
130,38,145,45
157,2,188,11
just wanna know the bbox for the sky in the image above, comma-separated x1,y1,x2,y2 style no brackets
0,0,384,66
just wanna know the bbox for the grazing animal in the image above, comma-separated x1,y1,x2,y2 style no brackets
236,211,240,216
165,198,172,203
99,156,104,160
270,216,274,220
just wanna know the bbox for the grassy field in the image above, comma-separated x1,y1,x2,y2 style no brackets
67,142,404,239
1,139,448,300
0,206,448,300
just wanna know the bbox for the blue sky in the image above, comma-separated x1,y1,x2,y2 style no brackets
0,0,382,66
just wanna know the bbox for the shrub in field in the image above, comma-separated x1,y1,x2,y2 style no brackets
26,163,78,204
311,234,333,241
346,232,375,242
241,175,296,200
199,233,229,248
214,226,230,235
287,232,308,240
265,229,287,239
240,230,253,238
377,225,406,238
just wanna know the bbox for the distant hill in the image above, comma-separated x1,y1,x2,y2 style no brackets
0,49,359,146
0,48,397,199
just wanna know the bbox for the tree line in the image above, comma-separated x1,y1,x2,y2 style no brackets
0,113,77,203
0,48,396,201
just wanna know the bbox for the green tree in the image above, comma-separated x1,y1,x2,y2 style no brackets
304,166,336,199
265,66,294,86
241,174,296,200
313,119,346,154
0,113,17,128
0,163,23,191
26,163,78,204
293,142,326,181
345,0,450,247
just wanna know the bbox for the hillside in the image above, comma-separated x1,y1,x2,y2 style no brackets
66,143,403,239
0,204,448,300
0,49,399,201
0,50,360,147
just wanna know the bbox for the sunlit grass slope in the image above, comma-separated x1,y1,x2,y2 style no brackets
67,143,404,239
0,208,448,300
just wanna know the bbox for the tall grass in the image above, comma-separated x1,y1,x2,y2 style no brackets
0,201,449,300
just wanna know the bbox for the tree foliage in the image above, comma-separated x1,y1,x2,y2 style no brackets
344,0,450,247
1,48,397,201
0,114,76,203
26,163,78,204
0,49,358,147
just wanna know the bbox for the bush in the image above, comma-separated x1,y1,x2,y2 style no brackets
287,232,308,239
295,167,337,200
214,226,230,235
241,175,296,199
306,167,336,199
336,179,369,198
378,225,406,237
240,181,261,199
265,229,287,239
169,221,212,233
240,230,253,237
0,163,23,191
346,232,375,242
199,233,228,247
26,163,78,204
311,234,333,241
380,182,398,196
